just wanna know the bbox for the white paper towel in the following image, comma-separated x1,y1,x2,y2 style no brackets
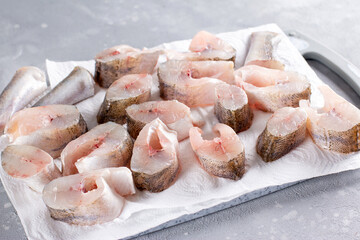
1,24,359,240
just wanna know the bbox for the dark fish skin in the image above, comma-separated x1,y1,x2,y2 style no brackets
197,151,245,180
214,100,253,133
132,158,180,193
97,89,150,125
33,66,95,106
256,121,306,162
307,122,360,153
95,51,162,88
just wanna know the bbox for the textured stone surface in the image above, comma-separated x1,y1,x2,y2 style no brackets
1,1,360,239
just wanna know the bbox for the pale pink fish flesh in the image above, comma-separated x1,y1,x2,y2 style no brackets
245,31,285,70
300,85,360,153
61,122,133,176
126,100,194,141
34,66,95,106
2,145,61,192
130,118,180,192
0,66,48,133
97,74,152,124
4,105,87,158
42,167,135,225
235,65,311,112
95,45,162,88
158,60,234,107
189,123,245,180
256,107,307,162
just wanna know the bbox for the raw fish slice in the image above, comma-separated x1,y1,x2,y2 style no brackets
0,67,48,133
4,105,87,158
189,123,245,180
158,60,234,107
95,45,162,88
97,74,152,124
245,31,285,70
34,66,95,106
214,83,253,132
42,167,135,225
300,85,360,153
235,65,311,112
61,122,133,176
126,100,194,141
188,30,236,62
2,145,61,192
256,107,307,162
130,118,180,192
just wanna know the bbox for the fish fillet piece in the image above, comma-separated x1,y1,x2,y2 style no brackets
34,66,95,106
97,74,152,124
61,122,133,176
214,83,253,132
245,31,285,70
0,67,48,133
300,85,360,153
2,145,61,192
256,107,307,162
158,60,234,107
189,123,245,180
126,100,194,141
4,105,87,158
42,167,135,225
95,45,162,88
235,65,311,112
130,118,180,192
187,30,236,62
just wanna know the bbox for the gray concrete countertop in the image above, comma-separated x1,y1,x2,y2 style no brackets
1,1,360,239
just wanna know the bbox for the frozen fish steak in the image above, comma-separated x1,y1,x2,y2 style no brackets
245,31,285,70
34,66,95,106
189,123,245,180
42,167,135,225
126,100,194,141
62,122,133,176
95,45,161,88
130,118,180,192
2,145,61,192
215,84,253,132
158,60,234,107
256,107,307,162
97,74,152,124
4,105,87,158
0,66,47,133
188,30,236,62
235,65,311,112
300,85,360,153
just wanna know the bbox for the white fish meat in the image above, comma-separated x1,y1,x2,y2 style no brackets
4,105,87,158
2,145,61,192
34,66,95,106
95,45,162,88
300,85,360,153
214,83,253,132
61,122,133,176
0,66,48,133
158,60,234,107
97,74,152,124
126,100,194,141
189,123,245,180
130,118,180,192
256,107,307,162
42,167,135,225
235,65,311,112
245,31,285,70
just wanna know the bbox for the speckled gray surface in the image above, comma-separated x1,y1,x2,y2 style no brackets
1,1,360,239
